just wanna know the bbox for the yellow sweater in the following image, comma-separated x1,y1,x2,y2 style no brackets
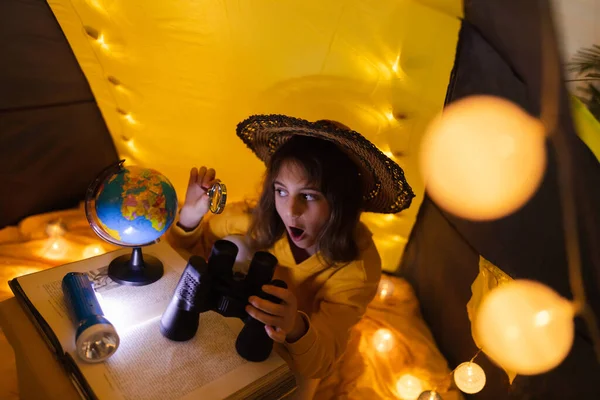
167,202,382,379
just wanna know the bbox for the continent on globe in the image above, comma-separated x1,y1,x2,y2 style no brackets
94,166,178,246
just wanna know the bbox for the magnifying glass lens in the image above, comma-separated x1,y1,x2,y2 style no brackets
207,182,227,214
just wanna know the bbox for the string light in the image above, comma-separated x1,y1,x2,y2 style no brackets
107,76,121,87
378,143,395,158
85,0,107,15
391,235,404,242
453,362,486,394
126,139,137,151
392,54,400,73
123,113,136,124
83,244,105,259
414,2,600,384
46,220,67,237
96,33,109,50
475,280,575,375
419,95,547,221
84,26,110,50
43,237,68,260
396,374,423,400
361,213,397,229
117,108,137,125
372,328,395,353
417,390,442,400
383,214,396,222
84,26,99,40
535,0,600,366
418,348,485,397
378,277,395,300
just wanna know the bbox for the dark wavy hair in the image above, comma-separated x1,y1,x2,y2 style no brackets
247,126,363,264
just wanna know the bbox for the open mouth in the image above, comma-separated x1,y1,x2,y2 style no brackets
289,226,305,241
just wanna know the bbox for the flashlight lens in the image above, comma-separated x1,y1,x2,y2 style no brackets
76,323,120,362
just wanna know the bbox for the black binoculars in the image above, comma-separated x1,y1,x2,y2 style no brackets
159,239,286,362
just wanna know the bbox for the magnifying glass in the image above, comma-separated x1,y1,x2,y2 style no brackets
207,182,227,214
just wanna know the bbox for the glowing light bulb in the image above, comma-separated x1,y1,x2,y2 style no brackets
392,55,400,73
417,390,442,400
124,113,136,124
379,144,395,158
44,237,68,260
453,362,486,394
97,33,109,50
372,328,395,353
83,244,105,258
117,108,136,125
396,374,423,400
383,214,396,222
126,139,137,151
419,95,546,221
46,220,66,237
86,0,107,14
378,278,395,300
475,280,575,375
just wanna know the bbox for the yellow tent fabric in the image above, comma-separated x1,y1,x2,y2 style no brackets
46,0,460,271
571,96,600,162
467,257,517,384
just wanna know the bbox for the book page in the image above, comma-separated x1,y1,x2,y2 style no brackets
15,241,291,400
105,313,245,400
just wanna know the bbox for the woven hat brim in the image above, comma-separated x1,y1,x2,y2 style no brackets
236,114,415,214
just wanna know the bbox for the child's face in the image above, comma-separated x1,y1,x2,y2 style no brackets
273,161,331,255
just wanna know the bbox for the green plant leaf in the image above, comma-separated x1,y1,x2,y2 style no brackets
568,45,600,74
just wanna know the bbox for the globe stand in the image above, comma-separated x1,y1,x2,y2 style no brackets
108,247,163,286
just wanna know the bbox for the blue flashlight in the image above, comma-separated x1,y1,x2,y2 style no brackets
62,272,120,362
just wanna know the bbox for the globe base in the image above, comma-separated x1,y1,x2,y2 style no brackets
108,247,163,286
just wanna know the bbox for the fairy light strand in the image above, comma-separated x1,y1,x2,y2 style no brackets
427,347,484,396
539,0,600,362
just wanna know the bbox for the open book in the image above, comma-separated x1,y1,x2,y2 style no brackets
9,241,295,400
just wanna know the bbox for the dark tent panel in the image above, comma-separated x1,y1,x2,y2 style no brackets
0,0,118,228
399,1,600,398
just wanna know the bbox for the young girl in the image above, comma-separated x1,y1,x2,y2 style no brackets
168,115,414,396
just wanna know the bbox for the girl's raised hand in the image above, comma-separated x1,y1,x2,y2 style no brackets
245,285,307,344
178,167,218,230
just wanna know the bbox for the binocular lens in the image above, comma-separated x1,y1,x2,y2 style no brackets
245,251,278,289
208,240,239,278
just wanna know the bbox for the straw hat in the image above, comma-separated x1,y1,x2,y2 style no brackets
236,114,414,213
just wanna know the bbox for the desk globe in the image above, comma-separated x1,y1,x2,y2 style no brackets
85,160,178,286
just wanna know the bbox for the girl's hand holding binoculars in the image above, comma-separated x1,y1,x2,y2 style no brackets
178,167,219,230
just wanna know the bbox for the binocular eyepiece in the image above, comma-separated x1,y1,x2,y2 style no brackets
159,239,286,362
